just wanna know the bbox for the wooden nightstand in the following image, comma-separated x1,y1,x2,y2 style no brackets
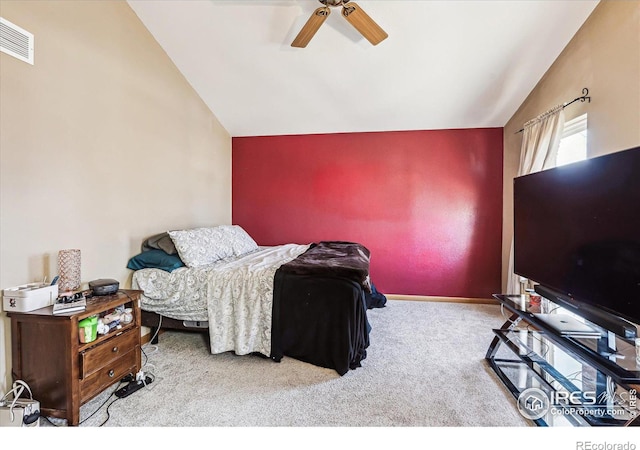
8,289,142,426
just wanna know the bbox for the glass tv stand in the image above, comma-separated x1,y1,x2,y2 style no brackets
486,294,640,427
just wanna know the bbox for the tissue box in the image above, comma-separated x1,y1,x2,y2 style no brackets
2,283,59,313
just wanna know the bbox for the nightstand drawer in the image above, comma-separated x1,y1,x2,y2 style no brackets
79,349,138,403
80,329,138,379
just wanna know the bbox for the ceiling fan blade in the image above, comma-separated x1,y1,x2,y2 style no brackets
291,7,331,48
341,2,388,46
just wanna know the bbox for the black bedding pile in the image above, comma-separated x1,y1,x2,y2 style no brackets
272,241,386,375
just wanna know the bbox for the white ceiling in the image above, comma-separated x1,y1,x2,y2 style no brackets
127,0,600,137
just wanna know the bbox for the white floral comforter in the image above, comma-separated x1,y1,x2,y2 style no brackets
133,244,310,357
133,266,211,321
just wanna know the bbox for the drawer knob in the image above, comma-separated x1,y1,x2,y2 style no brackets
112,346,118,353
108,370,115,378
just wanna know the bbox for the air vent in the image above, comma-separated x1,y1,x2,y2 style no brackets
1,17,34,65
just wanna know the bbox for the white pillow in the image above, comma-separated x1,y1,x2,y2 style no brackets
218,225,258,257
168,225,258,268
168,227,234,268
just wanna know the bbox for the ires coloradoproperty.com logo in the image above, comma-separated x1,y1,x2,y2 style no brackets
517,387,638,421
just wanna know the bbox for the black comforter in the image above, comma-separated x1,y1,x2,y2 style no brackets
271,241,385,375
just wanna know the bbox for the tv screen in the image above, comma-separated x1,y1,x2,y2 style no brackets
513,146,640,326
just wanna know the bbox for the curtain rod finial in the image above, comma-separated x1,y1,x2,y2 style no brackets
581,87,591,103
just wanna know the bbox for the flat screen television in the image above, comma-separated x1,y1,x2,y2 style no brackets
513,146,640,333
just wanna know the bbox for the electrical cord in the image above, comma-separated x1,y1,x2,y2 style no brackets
42,382,123,426
120,290,161,383
79,381,124,426
146,314,163,346
140,345,158,384
547,305,561,314
142,344,149,367
98,398,119,427
500,304,522,329
44,416,62,427
92,369,158,427
42,380,123,426
522,331,550,358
500,304,513,322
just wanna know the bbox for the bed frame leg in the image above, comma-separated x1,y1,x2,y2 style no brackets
151,327,159,345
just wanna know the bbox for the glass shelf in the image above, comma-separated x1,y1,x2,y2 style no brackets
491,328,637,426
487,294,640,427
494,294,640,385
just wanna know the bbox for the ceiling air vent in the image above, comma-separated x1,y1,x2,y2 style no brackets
1,17,34,65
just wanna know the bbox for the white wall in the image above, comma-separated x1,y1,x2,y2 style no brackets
0,1,232,393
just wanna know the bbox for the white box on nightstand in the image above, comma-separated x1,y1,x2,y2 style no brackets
2,283,59,312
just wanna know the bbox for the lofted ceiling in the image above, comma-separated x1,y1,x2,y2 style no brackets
127,0,600,137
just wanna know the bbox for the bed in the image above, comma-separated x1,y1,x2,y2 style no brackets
128,226,386,375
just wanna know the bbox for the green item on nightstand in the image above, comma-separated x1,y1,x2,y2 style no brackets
78,316,98,343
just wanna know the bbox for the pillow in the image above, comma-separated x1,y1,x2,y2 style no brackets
168,227,235,268
127,249,184,272
218,225,259,257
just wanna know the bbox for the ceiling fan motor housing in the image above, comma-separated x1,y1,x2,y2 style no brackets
320,0,350,7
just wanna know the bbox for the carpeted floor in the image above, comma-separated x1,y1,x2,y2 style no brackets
58,300,531,427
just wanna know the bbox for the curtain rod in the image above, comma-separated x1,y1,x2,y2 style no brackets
515,87,591,134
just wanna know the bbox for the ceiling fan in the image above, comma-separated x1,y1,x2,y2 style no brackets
291,0,388,48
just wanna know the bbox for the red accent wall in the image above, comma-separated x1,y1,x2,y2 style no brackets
232,128,503,298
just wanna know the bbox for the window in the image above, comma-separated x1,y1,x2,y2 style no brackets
553,116,587,310
555,113,587,167
519,113,589,296
548,113,590,381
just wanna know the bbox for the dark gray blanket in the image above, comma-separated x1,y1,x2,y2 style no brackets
277,241,371,292
141,232,177,255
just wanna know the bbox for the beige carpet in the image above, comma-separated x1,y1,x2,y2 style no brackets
61,300,531,427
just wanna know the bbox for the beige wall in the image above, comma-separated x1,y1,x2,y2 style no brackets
0,1,232,392
501,1,640,291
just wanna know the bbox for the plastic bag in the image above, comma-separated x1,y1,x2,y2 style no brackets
0,380,40,427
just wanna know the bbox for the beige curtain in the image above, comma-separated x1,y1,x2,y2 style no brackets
506,105,566,294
